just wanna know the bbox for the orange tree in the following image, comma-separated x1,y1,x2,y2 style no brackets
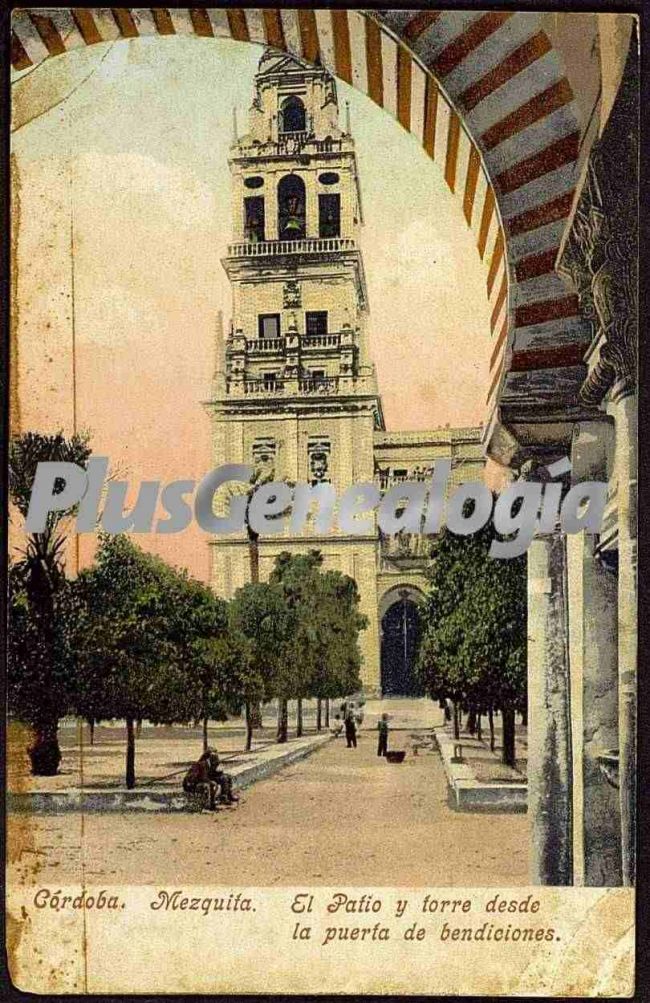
417,510,526,767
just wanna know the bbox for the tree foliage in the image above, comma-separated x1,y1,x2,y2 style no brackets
8,432,370,781
72,535,232,786
416,510,526,765
8,431,92,774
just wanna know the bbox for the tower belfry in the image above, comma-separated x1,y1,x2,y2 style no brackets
219,49,382,427
209,50,485,694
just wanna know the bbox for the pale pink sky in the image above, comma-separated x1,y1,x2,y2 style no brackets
12,37,492,582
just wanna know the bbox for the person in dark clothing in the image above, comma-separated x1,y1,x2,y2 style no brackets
183,750,219,809
377,713,389,757
344,706,357,749
183,749,238,809
206,749,239,804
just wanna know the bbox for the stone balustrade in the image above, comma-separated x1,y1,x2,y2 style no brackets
227,237,356,258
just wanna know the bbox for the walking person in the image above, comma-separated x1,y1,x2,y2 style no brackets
344,704,357,749
377,713,389,757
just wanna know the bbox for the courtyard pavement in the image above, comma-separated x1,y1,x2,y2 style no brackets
8,699,529,887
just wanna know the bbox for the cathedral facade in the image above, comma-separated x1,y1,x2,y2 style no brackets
209,51,484,695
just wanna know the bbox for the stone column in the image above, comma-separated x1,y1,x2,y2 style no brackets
612,389,637,885
561,36,638,883
567,420,621,885
579,216,637,887
528,531,573,885
306,174,319,239
266,171,279,241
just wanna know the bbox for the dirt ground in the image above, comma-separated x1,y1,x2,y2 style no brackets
8,727,529,888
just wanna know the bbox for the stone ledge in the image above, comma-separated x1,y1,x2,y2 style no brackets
433,727,527,813
8,733,333,815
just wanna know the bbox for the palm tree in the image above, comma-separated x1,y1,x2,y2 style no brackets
8,431,91,774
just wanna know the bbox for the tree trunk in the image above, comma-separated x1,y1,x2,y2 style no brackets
202,715,209,753
88,718,95,746
467,706,477,735
277,699,288,743
29,721,62,776
501,705,516,768
488,707,495,752
245,702,254,752
325,698,330,728
126,717,136,789
248,525,260,584
136,718,142,738
245,523,263,737
316,698,322,732
521,706,528,727
476,713,482,743
296,698,303,737
452,702,460,740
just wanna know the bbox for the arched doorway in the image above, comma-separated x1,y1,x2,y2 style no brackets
380,589,424,697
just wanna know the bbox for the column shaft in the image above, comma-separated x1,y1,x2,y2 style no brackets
528,533,572,884
615,392,637,885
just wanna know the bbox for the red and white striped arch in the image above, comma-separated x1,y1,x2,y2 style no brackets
11,8,588,436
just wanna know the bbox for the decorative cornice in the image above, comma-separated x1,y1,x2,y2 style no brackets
557,37,638,407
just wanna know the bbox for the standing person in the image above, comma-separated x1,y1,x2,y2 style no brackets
377,713,389,757
344,704,357,749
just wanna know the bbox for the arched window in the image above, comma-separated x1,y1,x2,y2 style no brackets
278,175,306,241
244,196,265,242
280,96,306,134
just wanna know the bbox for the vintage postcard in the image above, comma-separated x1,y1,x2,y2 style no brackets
6,6,639,996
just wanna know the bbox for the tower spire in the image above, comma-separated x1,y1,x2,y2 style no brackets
232,107,238,143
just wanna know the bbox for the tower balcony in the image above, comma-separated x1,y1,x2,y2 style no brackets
239,375,340,396
233,135,350,161
224,373,384,400
243,332,343,355
246,337,286,354
301,333,342,349
299,375,339,394
227,237,356,259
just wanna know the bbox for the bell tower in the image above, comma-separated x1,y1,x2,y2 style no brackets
210,49,384,689
219,49,380,403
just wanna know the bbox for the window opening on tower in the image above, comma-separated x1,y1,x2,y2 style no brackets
279,95,306,134
278,175,306,240
258,314,281,340
306,311,328,336
244,196,265,243
319,194,340,238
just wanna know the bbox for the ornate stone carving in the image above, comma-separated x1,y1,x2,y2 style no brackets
308,436,331,484
252,437,277,476
558,42,638,407
283,280,301,308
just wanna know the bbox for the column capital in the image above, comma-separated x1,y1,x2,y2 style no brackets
558,38,638,407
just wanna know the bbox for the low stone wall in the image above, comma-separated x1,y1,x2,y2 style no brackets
433,728,527,813
8,733,333,814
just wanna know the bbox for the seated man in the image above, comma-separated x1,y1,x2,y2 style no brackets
206,748,239,805
182,750,219,810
